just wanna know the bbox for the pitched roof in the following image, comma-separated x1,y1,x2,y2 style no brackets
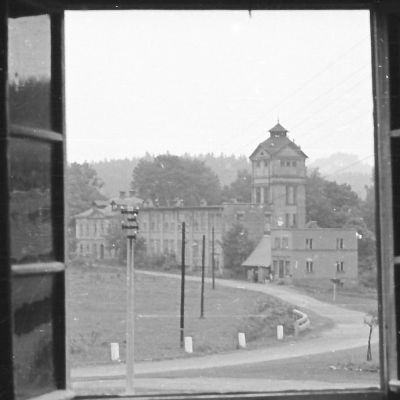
250,122,308,160
74,207,110,219
241,235,272,268
269,122,288,134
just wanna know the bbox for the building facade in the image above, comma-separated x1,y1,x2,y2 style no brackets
74,122,358,283
243,122,358,284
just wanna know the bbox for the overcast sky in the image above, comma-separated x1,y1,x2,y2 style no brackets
65,10,373,166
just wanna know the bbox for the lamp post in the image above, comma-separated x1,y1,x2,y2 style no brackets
121,206,139,394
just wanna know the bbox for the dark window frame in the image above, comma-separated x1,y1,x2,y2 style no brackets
1,1,399,400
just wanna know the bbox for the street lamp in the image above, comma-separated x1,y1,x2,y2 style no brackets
121,206,139,394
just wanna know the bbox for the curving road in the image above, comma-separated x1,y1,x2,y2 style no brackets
72,271,379,393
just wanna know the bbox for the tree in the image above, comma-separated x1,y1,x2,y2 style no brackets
306,169,362,228
132,154,222,206
67,162,106,218
364,309,378,361
222,224,255,278
222,169,252,203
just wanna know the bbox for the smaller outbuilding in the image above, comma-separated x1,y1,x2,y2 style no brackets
242,235,272,283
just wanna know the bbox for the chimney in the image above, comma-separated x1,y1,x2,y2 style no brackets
119,191,126,200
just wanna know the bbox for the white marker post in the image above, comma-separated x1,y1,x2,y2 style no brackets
110,342,120,362
277,325,284,340
238,332,246,348
184,336,193,353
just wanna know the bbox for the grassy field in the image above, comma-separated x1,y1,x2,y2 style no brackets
68,263,330,367
292,280,378,314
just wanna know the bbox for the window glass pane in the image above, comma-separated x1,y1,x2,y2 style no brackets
12,274,58,399
65,10,378,396
10,138,54,263
8,14,51,130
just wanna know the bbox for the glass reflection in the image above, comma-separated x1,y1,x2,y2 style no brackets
10,138,54,263
13,274,57,400
8,15,51,129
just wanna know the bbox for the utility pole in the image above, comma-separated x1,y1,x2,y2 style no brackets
121,206,139,394
180,222,186,348
212,227,215,289
200,234,205,318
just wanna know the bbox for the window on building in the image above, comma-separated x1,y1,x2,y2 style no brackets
336,261,345,273
292,213,297,227
255,187,261,203
263,187,269,204
264,160,268,167
306,260,314,273
292,161,297,167
236,211,244,222
285,213,290,227
274,237,281,249
306,238,313,249
336,238,344,249
285,260,290,274
282,236,289,248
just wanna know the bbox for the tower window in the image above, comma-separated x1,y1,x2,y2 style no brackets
255,187,261,203
306,260,314,273
336,261,345,273
336,238,344,249
306,238,313,249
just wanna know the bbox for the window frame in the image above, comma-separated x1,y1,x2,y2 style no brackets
1,1,398,400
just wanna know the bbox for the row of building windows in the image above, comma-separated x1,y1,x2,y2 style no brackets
77,221,106,238
305,260,345,273
255,160,298,169
274,237,346,249
142,214,220,232
254,185,297,205
78,242,105,259
306,238,345,249
280,160,298,168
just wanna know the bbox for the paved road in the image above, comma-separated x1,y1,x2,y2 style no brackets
72,271,378,393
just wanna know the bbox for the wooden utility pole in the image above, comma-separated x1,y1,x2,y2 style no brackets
212,227,215,289
180,222,186,347
200,234,205,318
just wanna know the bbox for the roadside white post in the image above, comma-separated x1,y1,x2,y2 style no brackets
110,342,120,362
277,325,284,340
184,336,193,353
238,332,246,348
121,207,139,394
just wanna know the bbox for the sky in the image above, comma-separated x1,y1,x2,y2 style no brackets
65,10,373,166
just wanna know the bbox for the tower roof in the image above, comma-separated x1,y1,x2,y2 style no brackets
249,121,308,160
269,122,288,137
